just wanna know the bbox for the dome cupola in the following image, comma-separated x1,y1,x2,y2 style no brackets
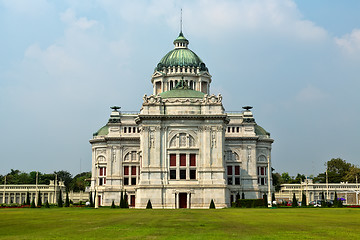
173,31,189,48
151,32,212,95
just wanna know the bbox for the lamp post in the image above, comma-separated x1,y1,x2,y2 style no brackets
3,176,6,204
326,170,329,200
267,155,272,207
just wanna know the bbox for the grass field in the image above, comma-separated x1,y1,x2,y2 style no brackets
1,208,360,239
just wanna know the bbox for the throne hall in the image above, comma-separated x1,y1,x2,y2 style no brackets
90,32,274,208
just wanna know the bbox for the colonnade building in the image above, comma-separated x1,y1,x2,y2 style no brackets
0,180,65,205
90,32,274,208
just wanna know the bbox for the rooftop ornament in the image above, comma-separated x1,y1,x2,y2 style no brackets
242,106,253,111
111,106,121,111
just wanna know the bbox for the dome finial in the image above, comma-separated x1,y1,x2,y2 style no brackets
180,8,183,34
173,8,189,49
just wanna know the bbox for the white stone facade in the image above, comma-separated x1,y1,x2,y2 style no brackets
90,33,274,208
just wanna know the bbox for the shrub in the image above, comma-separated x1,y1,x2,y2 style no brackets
301,193,307,207
124,191,129,208
209,199,216,209
146,199,152,209
120,191,124,208
237,199,265,208
292,193,298,207
26,191,30,205
236,193,240,201
37,191,42,207
111,200,116,208
65,192,70,207
45,200,50,208
30,199,36,208
58,191,63,207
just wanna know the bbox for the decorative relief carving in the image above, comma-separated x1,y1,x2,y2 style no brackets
179,133,186,147
143,95,162,104
211,130,217,148
149,130,155,148
142,94,223,104
110,127,120,132
96,148,106,156
97,156,106,162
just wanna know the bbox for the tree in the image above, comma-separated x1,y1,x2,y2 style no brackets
320,192,326,207
272,193,275,203
292,193,297,207
31,199,36,208
120,191,124,208
124,191,129,208
333,192,338,207
58,190,63,207
26,191,30,205
65,191,70,207
301,193,307,207
344,166,360,183
39,173,56,185
54,171,73,192
272,172,281,191
45,200,50,208
111,200,116,208
236,192,240,201
146,199,152,209
281,172,292,183
70,172,91,192
37,191,42,207
242,192,245,199
209,199,216,209
293,174,306,184
327,158,352,183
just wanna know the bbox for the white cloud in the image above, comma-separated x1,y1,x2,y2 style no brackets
94,0,328,44
60,8,98,30
295,85,327,104
1,0,50,17
335,29,360,53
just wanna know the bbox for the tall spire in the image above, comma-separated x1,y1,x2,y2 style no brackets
174,9,188,49
180,8,183,33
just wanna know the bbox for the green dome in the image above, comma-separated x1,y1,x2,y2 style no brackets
255,125,270,137
93,125,109,137
157,48,206,69
155,32,208,72
159,89,205,99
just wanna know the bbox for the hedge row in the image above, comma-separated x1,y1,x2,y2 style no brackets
235,199,266,208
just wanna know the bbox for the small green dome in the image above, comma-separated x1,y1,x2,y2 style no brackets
93,125,109,137
255,125,270,137
159,89,205,99
173,32,189,45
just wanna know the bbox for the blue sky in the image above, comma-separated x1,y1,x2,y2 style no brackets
1,0,360,177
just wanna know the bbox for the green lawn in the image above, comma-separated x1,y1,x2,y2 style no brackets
0,208,359,239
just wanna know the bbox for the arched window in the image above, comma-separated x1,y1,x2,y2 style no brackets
169,133,196,148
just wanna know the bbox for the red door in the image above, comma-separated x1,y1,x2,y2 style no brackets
130,195,135,207
179,193,187,208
